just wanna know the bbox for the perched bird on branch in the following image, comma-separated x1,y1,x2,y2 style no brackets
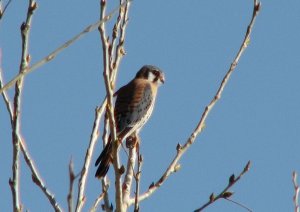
95,65,165,178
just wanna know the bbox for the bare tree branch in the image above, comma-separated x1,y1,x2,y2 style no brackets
9,1,37,211
101,114,113,212
134,153,143,212
133,0,261,205
109,2,131,211
0,49,13,125
90,192,105,212
20,138,63,212
75,101,107,211
224,198,253,212
2,3,62,211
108,0,125,75
98,0,122,210
67,158,76,212
98,1,131,211
101,178,113,212
0,0,13,20
111,0,130,83
194,161,251,212
0,0,132,95
293,171,299,212
77,3,131,210
122,146,137,206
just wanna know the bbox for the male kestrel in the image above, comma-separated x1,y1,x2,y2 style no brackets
95,65,165,178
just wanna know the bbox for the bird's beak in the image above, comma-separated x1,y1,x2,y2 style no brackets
160,73,165,84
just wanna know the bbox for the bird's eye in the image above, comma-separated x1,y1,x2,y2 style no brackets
152,70,159,76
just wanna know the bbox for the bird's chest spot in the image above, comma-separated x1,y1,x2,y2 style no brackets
138,95,153,113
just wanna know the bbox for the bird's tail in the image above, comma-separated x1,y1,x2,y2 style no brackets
95,139,112,178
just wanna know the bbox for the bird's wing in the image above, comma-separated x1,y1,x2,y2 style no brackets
114,79,153,138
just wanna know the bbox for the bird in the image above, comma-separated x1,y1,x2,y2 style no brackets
95,65,165,178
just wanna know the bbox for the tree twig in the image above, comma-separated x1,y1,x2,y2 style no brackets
9,1,36,211
90,192,105,212
110,1,131,211
67,158,76,212
100,113,113,212
101,178,113,212
224,198,253,212
101,114,113,212
134,152,143,212
111,0,130,83
194,161,251,212
132,0,261,205
98,0,122,210
75,101,107,211
20,138,63,212
2,4,62,210
122,146,137,206
98,1,131,211
293,171,299,212
0,0,13,20
0,0,132,95
108,0,125,75
0,49,13,125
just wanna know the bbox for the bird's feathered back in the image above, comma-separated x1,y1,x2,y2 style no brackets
95,65,164,178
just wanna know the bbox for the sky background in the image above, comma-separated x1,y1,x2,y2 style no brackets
1,0,300,211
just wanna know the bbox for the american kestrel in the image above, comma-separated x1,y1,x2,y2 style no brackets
95,65,165,178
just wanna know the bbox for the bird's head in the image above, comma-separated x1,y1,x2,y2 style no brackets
135,65,165,86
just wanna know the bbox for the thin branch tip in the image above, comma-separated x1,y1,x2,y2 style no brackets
0,1,129,95
194,161,252,211
255,1,261,12
137,0,260,198
243,160,251,173
229,174,235,185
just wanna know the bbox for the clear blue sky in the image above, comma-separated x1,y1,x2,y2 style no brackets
1,0,300,211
